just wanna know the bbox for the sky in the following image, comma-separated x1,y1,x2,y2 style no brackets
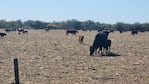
0,0,149,24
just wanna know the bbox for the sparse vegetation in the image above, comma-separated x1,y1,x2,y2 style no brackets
0,29,149,84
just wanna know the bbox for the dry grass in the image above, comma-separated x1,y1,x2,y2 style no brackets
0,29,149,84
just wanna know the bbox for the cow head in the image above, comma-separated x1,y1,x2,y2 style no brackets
89,46,94,56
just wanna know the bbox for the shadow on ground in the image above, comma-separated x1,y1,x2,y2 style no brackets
106,52,120,57
90,52,120,57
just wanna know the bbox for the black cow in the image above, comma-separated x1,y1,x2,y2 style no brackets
5,29,12,33
119,30,123,33
17,28,29,34
131,30,138,35
92,39,111,55
0,33,6,38
98,39,111,55
17,28,24,34
45,28,50,32
66,30,78,35
90,31,110,56
23,30,28,34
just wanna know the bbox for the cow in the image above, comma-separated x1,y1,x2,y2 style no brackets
92,39,111,55
17,28,28,34
82,29,87,31
66,30,78,35
90,39,112,56
17,28,24,34
99,39,111,54
131,30,138,35
0,33,6,38
5,29,12,33
79,35,84,43
119,30,123,33
89,31,110,56
23,30,28,34
45,28,50,32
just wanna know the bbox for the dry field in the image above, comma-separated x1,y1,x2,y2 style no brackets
0,29,149,84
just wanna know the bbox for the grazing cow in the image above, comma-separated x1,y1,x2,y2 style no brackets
5,29,12,33
0,33,6,38
17,28,28,34
23,30,28,34
131,30,138,35
140,30,145,32
93,39,111,55
119,30,123,33
100,39,111,54
17,28,24,34
66,30,78,35
90,31,110,56
45,28,50,32
82,29,87,31
79,35,84,43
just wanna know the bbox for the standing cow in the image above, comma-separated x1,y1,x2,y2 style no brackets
5,29,12,33
17,28,28,34
66,30,78,35
131,30,138,35
92,39,111,55
0,33,7,38
23,30,28,34
90,31,110,56
17,28,24,34
45,28,50,32
79,35,84,43
101,39,111,54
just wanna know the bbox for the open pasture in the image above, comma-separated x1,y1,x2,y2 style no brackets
0,30,149,84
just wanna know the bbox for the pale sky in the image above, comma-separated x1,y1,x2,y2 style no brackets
0,0,149,24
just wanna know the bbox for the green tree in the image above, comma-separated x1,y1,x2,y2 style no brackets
16,20,23,28
0,20,7,28
113,22,125,31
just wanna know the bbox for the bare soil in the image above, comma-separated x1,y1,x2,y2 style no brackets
0,30,149,84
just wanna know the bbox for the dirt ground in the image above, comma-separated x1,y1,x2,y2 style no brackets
0,29,149,84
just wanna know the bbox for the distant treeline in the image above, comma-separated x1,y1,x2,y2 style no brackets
0,19,149,31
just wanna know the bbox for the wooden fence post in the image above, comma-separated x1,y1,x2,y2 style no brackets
14,58,20,84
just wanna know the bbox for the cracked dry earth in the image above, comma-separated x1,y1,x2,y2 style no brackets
0,30,149,84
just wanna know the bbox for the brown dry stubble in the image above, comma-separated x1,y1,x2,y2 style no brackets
0,29,149,84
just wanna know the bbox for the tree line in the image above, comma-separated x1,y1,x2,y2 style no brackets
0,19,149,31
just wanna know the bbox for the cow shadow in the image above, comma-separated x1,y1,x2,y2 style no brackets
90,52,120,57
105,52,120,57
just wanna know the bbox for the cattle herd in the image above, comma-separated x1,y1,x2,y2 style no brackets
0,28,146,56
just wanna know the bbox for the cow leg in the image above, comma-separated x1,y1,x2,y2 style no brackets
105,45,111,56
102,47,108,56
105,47,108,56
94,49,97,55
95,48,98,55
94,48,100,56
108,46,111,52
79,38,80,43
99,47,104,56
97,48,99,54
103,49,106,56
